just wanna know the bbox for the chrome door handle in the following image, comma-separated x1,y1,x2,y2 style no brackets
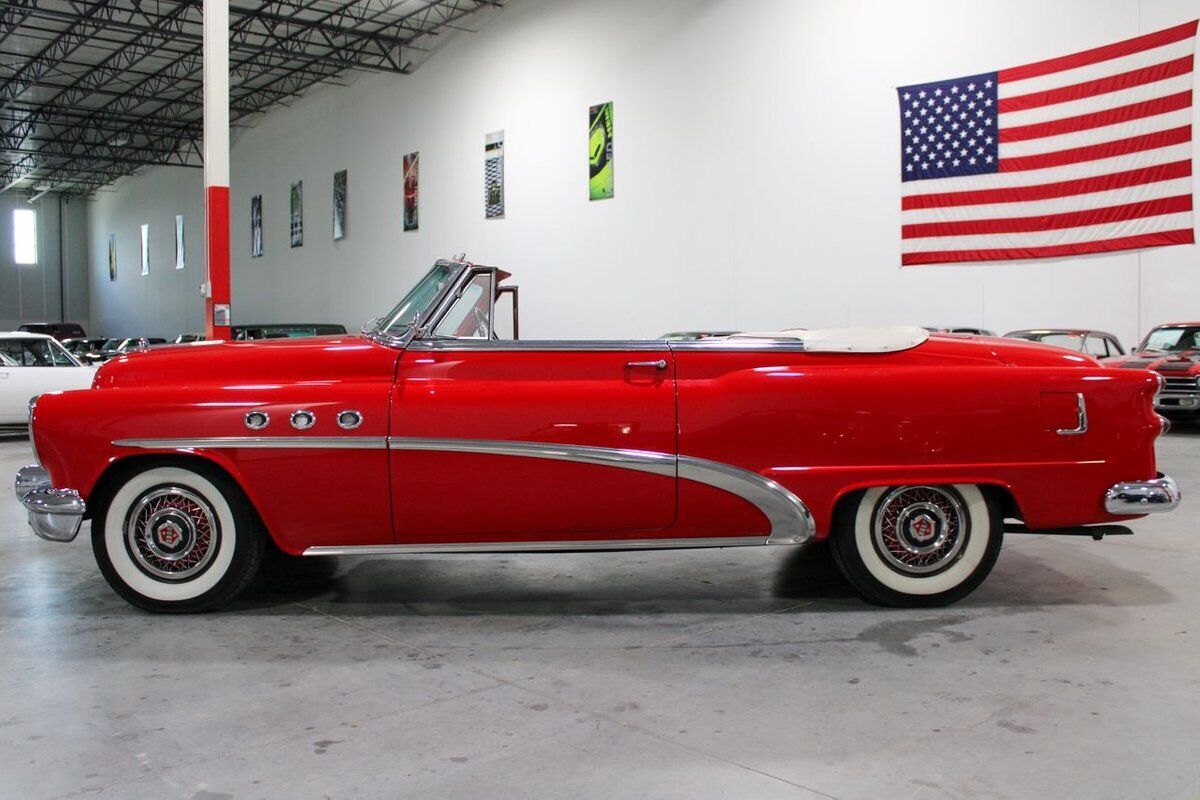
625,359,668,370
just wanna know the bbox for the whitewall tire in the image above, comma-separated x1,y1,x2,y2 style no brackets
92,463,264,613
830,484,1003,607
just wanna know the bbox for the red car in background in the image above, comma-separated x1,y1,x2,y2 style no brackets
14,259,1180,613
1104,322,1200,419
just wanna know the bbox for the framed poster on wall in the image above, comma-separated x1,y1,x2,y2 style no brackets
403,152,419,231
290,180,303,247
333,170,347,241
108,233,116,281
175,214,185,269
139,223,149,276
588,101,614,200
251,195,263,258
485,130,504,218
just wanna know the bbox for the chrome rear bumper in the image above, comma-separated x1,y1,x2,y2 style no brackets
13,464,85,543
1105,474,1180,515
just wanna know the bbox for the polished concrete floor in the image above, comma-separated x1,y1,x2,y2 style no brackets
1,433,1198,800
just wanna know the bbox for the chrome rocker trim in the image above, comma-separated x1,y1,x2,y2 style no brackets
304,537,767,556
113,436,389,450
388,437,815,545
104,436,815,546
14,464,85,543
1104,473,1181,515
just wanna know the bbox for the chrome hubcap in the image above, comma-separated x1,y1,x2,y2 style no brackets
125,487,219,581
872,486,967,575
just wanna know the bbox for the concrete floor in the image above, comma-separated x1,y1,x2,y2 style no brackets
1,434,1198,800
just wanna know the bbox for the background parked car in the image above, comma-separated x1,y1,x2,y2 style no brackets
0,332,94,428
172,333,207,344
658,330,739,341
924,326,996,336
231,323,347,340
1005,329,1125,358
1103,322,1200,419
62,337,107,358
83,337,168,364
18,322,87,340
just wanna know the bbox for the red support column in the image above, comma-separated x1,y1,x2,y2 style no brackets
204,186,231,340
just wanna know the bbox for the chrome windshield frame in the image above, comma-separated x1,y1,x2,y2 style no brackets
365,259,470,348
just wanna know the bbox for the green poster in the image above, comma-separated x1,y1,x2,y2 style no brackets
588,101,613,200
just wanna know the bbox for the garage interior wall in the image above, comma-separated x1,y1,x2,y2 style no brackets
88,0,1198,345
0,194,89,333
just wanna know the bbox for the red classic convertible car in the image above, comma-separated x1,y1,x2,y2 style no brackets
14,259,1180,612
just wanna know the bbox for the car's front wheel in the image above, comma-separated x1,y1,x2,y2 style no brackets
829,483,1002,607
92,462,264,613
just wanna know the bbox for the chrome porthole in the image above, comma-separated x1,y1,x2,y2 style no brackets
289,409,316,430
871,485,968,575
243,410,270,430
336,409,362,430
124,486,220,581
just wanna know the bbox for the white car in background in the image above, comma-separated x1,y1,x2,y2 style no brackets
0,332,95,429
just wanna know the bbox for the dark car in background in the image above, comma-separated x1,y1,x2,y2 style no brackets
18,322,87,340
82,337,168,364
1005,329,1125,358
231,323,348,340
62,337,107,358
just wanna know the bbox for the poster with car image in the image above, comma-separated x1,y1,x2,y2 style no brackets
332,170,347,241
588,101,613,200
403,152,419,231
251,195,263,258
290,180,303,247
485,130,504,218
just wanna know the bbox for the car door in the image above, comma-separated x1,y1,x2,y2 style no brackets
388,270,677,544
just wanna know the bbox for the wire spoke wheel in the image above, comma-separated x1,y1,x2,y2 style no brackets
125,486,220,582
871,485,968,575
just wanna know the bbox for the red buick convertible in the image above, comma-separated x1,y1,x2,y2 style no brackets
15,259,1180,612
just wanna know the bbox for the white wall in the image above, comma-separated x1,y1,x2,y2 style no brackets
88,0,1200,347
0,193,89,332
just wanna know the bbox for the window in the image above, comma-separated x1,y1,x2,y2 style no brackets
433,273,493,339
1143,326,1200,353
1083,336,1110,357
0,338,69,366
13,208,36,264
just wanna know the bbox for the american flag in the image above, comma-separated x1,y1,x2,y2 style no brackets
899,20,1197,266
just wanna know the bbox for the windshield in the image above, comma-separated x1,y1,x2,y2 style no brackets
1013,331,1085,351
1141,326,1200,353
375,263,457,337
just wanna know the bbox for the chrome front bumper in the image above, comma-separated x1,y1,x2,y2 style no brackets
1105,474,1181,515
13,464,85,543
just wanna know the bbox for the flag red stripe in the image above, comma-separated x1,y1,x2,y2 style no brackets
902,195,1191,238
901,160,1192,210
999,90,1192,142
999,125,1191,172
901,229,1195,265
998,55,1193,113
998,20,1198,83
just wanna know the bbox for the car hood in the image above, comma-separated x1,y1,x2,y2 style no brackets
92,334,400,389
1102,351,1200,374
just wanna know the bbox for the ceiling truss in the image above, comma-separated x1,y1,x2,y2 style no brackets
0,0,502,196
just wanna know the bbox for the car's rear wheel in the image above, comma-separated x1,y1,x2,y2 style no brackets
829,483,1002,607
92,463,264,613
